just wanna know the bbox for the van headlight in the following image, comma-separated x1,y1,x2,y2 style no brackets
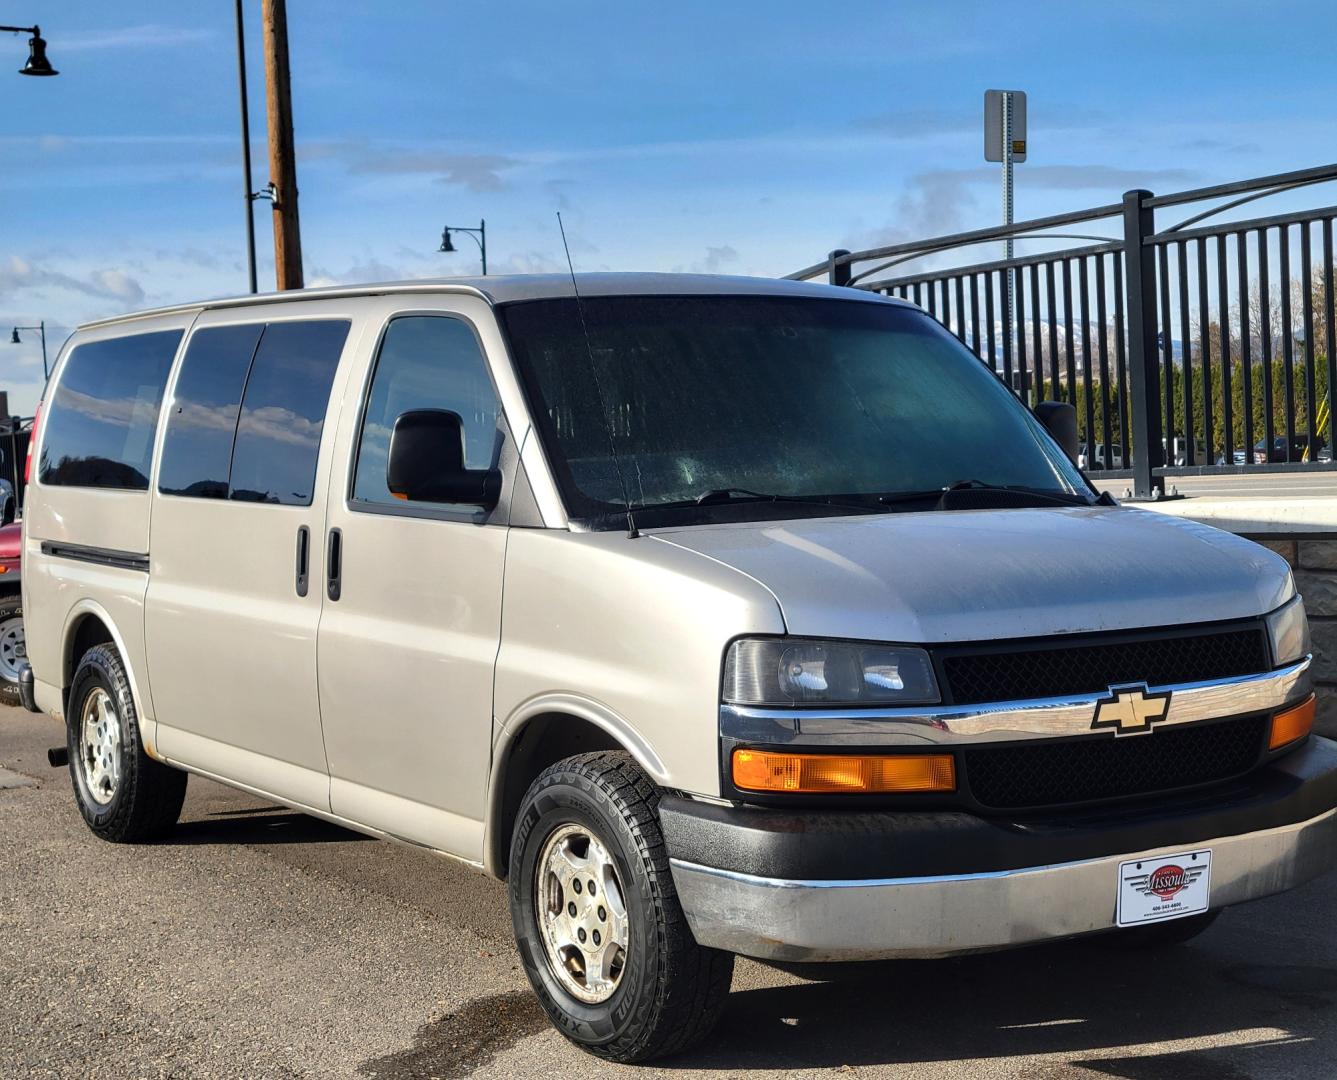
1266,596,1311,667
723,638,940,706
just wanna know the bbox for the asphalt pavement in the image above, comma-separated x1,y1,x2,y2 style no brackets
5,705,1337,1079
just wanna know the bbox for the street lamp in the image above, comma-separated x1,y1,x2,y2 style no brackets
2,24,57,76
234,0,259,294
440,220,487,276
11,322,48,380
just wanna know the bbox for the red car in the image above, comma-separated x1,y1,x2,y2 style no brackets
0,521,22,705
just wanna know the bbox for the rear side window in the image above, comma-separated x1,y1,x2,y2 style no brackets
39,330,182,490
157,319,349,506
229,321,350,504
351,316,500,507
157,324,264,498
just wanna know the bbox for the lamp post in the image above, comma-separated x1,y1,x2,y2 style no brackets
440,220,487,275
11,322,48,380
2,23,57,75
6,25,57,377
234,0,259,293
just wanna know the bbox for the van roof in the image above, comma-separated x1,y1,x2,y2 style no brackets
77,272,910,331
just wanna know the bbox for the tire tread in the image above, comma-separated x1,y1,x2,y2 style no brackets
518,750,733,1062
69,644,186,843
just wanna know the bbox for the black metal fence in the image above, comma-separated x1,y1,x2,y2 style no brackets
788,164,1337,497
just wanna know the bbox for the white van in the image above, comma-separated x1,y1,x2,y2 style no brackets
19,275,1332,1062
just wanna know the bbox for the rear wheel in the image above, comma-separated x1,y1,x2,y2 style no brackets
67,643,186,842
0,595,24,705
509,751,734,1063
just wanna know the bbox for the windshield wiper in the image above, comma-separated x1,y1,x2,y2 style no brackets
878,479,1094,508
646,488,883,514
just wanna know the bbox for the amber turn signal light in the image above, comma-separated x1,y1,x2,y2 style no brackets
1269,695,1317,750
731,749,956,794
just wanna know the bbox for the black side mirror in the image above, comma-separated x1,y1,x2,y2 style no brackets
1035,401,1080,465
386,409,501,510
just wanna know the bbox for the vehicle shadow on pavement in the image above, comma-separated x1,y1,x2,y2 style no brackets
172,806,374,846
671,929,1336,1075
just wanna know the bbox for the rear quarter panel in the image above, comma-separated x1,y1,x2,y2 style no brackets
22,312,198,722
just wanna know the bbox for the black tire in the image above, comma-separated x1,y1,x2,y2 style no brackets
67,643,187,843
509,751,734,1063
1105,909,1221,949
0,593,23,706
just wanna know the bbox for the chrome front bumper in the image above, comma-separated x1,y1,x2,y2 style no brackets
670,805,1337,962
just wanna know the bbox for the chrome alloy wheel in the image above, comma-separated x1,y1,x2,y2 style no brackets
535,823,631,1004
0,612,25,685
79,687,122,806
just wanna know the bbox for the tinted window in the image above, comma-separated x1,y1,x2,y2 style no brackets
39,330,182,490
158,324,264,498
500,296,1087,524
352,316,500,506
227,320,350,505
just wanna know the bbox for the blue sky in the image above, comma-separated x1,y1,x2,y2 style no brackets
2,0,1336,414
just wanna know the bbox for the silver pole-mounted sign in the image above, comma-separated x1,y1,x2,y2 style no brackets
986,90,1026,380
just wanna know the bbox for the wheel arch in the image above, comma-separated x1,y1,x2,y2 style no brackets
484,695,670,879
59,600,154,754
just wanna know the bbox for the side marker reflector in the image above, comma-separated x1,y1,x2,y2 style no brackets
1269,695,1316,750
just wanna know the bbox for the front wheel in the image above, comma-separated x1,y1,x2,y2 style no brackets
508,751,733,1063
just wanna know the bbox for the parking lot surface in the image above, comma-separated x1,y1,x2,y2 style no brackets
1097,471,1337,500
5,706,1337,1080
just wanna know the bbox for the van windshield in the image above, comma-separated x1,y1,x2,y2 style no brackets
499,294,1090,528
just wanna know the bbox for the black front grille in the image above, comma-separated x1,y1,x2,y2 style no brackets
962,715,1268,810
942,626,1269,705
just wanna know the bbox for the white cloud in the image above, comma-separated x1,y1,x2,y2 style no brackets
304,140,522,192
918,164,1199,191
87,269,145,304
0,256,145,306
56,25,215,52
677,245,740,274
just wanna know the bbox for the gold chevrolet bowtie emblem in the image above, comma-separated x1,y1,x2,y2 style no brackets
1091,684,1172,735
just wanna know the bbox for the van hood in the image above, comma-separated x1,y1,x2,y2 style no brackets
650,506,1292,643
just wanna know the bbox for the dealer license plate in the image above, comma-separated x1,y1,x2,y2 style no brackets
1116,849,1212,927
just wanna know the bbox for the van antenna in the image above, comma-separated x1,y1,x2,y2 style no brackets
557,211,640,539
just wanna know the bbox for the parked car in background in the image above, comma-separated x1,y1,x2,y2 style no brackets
1078,443,1122,470
1172,438,1209,467
0,519,23,705
1254,434,1328,463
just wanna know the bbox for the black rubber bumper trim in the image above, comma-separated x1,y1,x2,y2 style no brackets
18,661,39,712
660,735,1337,881
39,541,149,573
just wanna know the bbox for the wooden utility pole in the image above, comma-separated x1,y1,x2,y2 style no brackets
261,0,303,290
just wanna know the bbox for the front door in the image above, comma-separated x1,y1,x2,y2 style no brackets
317,297,509,862
146,307,356,808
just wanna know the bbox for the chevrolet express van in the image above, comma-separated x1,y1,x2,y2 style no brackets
19,275,1333,1062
